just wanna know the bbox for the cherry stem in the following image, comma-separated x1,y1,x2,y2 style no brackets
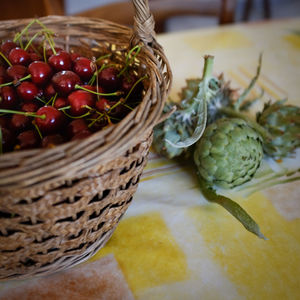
61,109,91,119
95,53,112,63
35,96,47,104
58,105,71,111
44,32,56,55
123,75,147,102
0,127,2,154
0,50,12,67
32,120,43,139
13,19,36,43
24,30,42,51
75,84,122,96
118,45,141,77
0,74,32,88
0,108,46,119
88,112,104,128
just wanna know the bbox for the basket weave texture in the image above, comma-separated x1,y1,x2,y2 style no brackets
0,0,171,280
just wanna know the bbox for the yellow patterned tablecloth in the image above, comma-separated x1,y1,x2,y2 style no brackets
1,18,300,300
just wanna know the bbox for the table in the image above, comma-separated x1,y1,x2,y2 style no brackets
1,18,300,300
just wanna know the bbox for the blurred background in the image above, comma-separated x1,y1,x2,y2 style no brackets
0,0,300,33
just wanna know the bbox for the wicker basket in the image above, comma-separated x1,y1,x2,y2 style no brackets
0,0,171,281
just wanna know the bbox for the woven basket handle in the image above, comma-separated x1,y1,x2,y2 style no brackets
131,0,156,46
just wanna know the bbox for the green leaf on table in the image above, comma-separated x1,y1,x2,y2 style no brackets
198,175,267,240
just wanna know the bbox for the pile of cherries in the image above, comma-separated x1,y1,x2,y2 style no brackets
0,21,145,154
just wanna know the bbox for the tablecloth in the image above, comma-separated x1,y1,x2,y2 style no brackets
0,18,300,300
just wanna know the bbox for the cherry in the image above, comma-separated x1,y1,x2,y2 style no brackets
28,61,52,85
1,41,17,56
16,130,39,149
1,127,15,152
44,83,56,99
51,70,81,96
0,66,7,84
21,102,39,112
70,52,81,62
6,65,28,81
10,113,31,132
71,129,92,140
42,134,65,148
95,97,110,112
48,50,72,71
0,116,9,128
73,57,95,80
46,47,63,58
98,67,121,92
0,86,18,109
68,90,95,116
80,84,97,93
53,97,68,109
88,113,108,132
66,119,88,138
17,81,41,102
36,106,65,134
8,48,31,66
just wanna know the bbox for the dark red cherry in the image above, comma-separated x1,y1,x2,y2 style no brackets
0,116,9,128
10,114,31,132
66,119,88,138
28,61,52,85
1,40,17,56
42,134,65,148
80,84,97,93
17,81,40,102
73,57,95,80
1,127,15,152
44,83,56,99
6,65,28,81
29,52,42,62
88,113,108,132
70,52,81,62
45,47,63,58
71,129,92,140
95,97,110,112
0,86,18,109
68,90,95,116
98,67,121,92
48,50,72,71
53,97,68,109
51,70,81,96
36,106,65,134
8,48,31,66
16,130,39,149
21,102,39,112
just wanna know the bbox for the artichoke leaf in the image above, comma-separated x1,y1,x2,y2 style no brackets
198,175,267,240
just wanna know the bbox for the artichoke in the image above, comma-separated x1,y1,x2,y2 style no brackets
194,118,264,189
256,99,300,158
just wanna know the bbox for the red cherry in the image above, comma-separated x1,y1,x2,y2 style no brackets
1,40,17,56
51,70,81,96
53,97,69,109
36,106,65,134
28,61,52,85
0,86,18,109
0,116,9,128
70,52,81,62
95,97,110,112
48,50,72,71
43,83,56,99
17,81,40,102
71,129,92,140
16,130,39,149
6,65,28,81
46,47,63,58
29,52,42,62
21,102,39,112
66,119,88,138
73,57,95,80
68,90,95,116
8,48,31,66
80,84,97,92
98,67,121,92
42,134,65,148
10,113,31,132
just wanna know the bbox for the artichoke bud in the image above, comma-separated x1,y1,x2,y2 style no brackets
194,118,263,188
257,99,300,158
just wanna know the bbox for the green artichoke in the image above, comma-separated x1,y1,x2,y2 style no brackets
194,118,264,188
256,99,300,158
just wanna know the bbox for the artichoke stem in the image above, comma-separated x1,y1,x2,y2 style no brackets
202,55,214,85
219,106,272,142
